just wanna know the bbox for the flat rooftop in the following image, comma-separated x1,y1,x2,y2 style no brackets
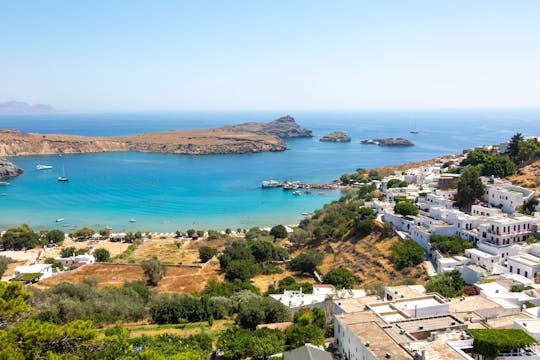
394,315,464,335
334,296,381,314
509,253,540,267
449,295,502,314
346,321,411,360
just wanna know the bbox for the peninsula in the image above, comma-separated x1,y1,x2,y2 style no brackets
0,116,312,157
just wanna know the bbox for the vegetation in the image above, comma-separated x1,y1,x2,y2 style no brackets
93,248,111,262
469,329,536,360
289,251,324,274
0,255,12,278
429,234,473,255
394,200,419,216
456,166,485,211
198,246,218,263
387,178,408,188
61,246,87,258
425,270,465,298
1,224,40,249
390,240,424,269
270,224,288,240
322,268,354,289
141,257,166,286
357,206,376,237
462,149,516,177
75,226,95,239
45,229,65,244
267,276,313,294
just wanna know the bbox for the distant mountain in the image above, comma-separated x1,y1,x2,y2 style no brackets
0,101,55,114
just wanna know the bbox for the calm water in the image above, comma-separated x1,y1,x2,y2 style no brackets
1,109,539,232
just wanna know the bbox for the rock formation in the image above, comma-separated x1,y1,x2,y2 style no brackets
320,131,351,142
223,115,313,138
360,138,414,146
0,159,23,178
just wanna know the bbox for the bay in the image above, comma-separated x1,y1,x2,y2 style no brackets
0,109,539,232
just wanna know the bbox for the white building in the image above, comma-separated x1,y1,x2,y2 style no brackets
55,254,95,267
507,253,540,280
483,183,536,215
13,263,53,280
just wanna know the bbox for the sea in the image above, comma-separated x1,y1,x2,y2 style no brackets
0,109,539,232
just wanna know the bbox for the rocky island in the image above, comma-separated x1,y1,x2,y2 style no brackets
0,159,23,179
320,131,351,142
360,137,414,146
0,116,312,157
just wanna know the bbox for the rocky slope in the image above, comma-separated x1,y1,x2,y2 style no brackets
0,115,312,156
0,159,23,178
361,137,414,146
320,131,351,142
222,115,313,138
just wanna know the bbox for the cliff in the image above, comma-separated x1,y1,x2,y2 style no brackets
320,131,351,142
0,115,312,156
360,137,414,146
0,159,23,178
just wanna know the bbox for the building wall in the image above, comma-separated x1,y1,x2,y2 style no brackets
334,317,376,360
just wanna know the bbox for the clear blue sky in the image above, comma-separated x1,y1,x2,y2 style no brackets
1,1,539,112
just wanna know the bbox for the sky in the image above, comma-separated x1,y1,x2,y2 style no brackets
0,1,539,112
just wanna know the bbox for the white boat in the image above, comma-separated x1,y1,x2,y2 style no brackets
56,218,64,222
261,180,281,188
57,164,69,182
36,164,53,170
0,181,9,186
292,190,301,196
105,226,112,230
129,218,136,223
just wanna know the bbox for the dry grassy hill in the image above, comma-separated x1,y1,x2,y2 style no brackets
509,159,540,194
297,222,427,287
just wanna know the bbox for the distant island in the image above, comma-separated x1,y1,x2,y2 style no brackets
0,115,312,157
360,137,414,146
0,101,55,114
320,131,351,142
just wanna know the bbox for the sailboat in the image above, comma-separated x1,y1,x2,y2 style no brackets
409,120,419,134
57,164,69,182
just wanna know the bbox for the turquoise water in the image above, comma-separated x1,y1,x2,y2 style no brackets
1,109,540,232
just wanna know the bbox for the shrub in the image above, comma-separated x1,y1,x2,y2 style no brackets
141,257,165,286
322,268,355,289
390,240,424,269
93,248,110,262
289,251,323,274
199,246,218,263
394,200,419,216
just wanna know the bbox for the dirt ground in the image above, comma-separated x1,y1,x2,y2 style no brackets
41,238,130,259
37,261,222,293
121,237,227,265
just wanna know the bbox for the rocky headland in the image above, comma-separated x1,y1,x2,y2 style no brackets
0,116,312,157
0,159,23,179
320,131,351,142
360,137,414,146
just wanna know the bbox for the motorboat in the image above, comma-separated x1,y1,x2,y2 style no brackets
36,164,53,170
261,180,281,188
56,218,64,222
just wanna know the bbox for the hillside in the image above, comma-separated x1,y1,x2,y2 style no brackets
296,222,427,287
508,159,540,194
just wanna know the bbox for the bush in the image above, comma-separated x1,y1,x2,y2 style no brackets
199,246,218,263
93,248,110,262
387,179,408,188
289,251,323,274
225,260,259,282
74,227,94,239
141,257,165,286
270,225,288,240
46,230,65,244
322,268,354,289
390,240,424,269
429,234,473,255
1,224,39,249
394,200,419,216
0,255,12,277
425,270,465,298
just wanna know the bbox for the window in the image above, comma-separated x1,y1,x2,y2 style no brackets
510,266,513,272
517,268,521,275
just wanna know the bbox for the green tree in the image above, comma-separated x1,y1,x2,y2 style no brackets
462,149,491,166
74,227,94,239
394,200,419,216
46,229,65,244
98,228,111,238
93,248,111,262
429,235,473,255
199,246,218,263
60,246,77,258
518,138,540,163
456,166,485,212
425,270,465,298
507,132,524,162
481,155,516,177
236,299,266,330
186,229,196,237
387,179,408,188
284,324,324,350
269,225,288,240
289,251,323,274
391,240,424,269
141,257,166,286
207,230,221,240
0,281,32,326
225,260,260,282
0,255,12,278
323,268,355,289
1,224,39,249
522,197,539,215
